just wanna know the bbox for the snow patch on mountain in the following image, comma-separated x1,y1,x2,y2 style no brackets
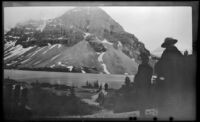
96,52,101,55
98,52,104,63
4,41,16,51
4,45,34,60
49,44,57,50
81,69,86,73
21,58,31,64
118,41,122,48
58,37,64,40
57,62,70,68
67,66,73,71
57,61,61,65
26,37,31,42
101,64,110,74
57,44,62,48
98,52,110,74
84,32,91,39
5,40,16,47
42,44,57,54
30,47,46,58
50,64,56,68
50,54,61,61
33,60,41,65
5,41,16,46
6,61,18,66
7,36,20,39
25,27,31,30
102,39,113,45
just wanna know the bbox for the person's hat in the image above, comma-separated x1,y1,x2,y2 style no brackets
161,37,178,48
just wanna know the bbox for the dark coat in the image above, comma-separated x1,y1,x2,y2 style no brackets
134,63,153,90
157,46,182,71
133,63,153,110
155,46,183,89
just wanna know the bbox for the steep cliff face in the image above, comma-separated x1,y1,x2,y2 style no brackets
4,7,150,75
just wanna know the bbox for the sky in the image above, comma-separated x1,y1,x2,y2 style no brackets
4,6,192,56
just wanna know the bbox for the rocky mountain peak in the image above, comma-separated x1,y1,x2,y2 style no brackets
4,7,151,75
57,7,124,37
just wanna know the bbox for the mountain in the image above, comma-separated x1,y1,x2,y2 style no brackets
4,7,150,75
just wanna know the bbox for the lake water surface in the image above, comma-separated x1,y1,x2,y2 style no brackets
4,69,134,89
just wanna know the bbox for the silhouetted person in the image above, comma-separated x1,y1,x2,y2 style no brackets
184,50,188,56
104,83,108,91
121,74,132,93
134,52,153,117
155,37,183,90
154,37,184,118
125,75,131,87
97,91,105,106
134,53,153,90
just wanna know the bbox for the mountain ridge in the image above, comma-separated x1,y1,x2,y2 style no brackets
4,7,150,75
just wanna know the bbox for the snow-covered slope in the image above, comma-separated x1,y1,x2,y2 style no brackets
4,37,138,74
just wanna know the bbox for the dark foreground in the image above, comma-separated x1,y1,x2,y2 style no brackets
3,78,102,120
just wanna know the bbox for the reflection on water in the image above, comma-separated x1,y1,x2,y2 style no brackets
4,69,134,89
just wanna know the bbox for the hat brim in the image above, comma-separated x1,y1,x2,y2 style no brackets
161,40,177,48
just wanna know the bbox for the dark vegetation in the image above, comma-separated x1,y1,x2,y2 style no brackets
85,34,107,52
102,76,147,113
81,81,109,94
28,87,100,117
82,80,100,89
30,81,72,91
89,41,107,52
3,78,100,120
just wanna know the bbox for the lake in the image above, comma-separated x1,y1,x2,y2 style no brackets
4,69,134,89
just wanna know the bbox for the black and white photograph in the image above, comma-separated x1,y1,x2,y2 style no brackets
3,1,198,121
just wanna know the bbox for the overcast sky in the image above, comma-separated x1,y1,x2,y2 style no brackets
4,6,192,55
